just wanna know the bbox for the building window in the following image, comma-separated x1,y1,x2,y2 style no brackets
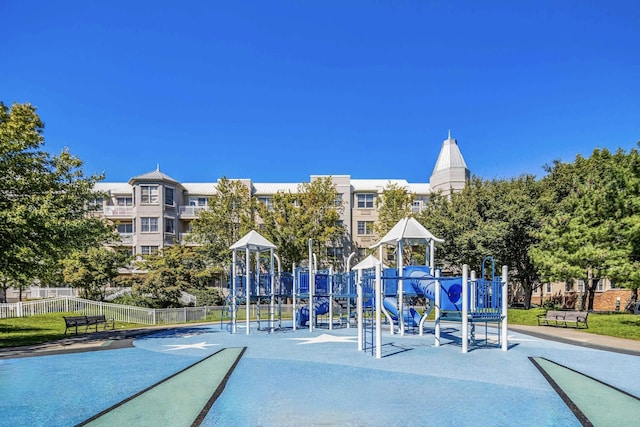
334,194,343,207
117,223,133,233
258,196,273,210
327,247,343,259
141,245,159,255
141,217,159,233
165,187,174,206
89,198,103,211
357,221,374,235
141,185,159,204
577,280,585,292
189,197,208,206
565,280,574,292
165,218,175,233
357,193,375,209
545,283,552,293
596,279,604,291
117,197,133,206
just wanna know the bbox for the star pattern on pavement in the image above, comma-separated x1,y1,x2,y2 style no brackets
287,333,358,345
163,341,219,351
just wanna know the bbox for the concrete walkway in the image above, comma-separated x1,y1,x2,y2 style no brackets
509,324,640,356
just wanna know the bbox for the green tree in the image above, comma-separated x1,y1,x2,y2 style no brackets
259,177,343,270
531,147,640,311
60,247,127,300
0,102,113,302
190,177,255,274
374,182,416,266
416,176,543,307
133,245,216,307
375,182,415,235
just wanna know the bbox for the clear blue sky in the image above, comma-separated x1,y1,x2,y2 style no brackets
3,0,639,183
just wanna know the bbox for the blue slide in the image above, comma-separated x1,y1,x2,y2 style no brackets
298,297,330,326
383,297,422,327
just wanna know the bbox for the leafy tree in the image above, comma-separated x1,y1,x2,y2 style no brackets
374,182,416,266
375,182,415,236
531,147,640,311
133,245,216,308
60,247,127,300
190,177,255,273
416,176,543,307
0,102,113,302
259,177,343,270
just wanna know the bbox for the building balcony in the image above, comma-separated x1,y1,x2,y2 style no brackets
103,206,134,217
105,233,133,246
178,206,209,218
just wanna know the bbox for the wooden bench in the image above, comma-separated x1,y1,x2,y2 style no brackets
64,315,115,334
537,310,588,329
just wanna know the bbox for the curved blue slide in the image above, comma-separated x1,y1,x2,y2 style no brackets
298,297,330,327
383,297,422,327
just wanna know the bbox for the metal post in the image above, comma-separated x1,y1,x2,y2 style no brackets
232,251,237,333
245,248,250,335
434,269,441,347
375,262,382,359
502,265,509,351
462,264,469,353
346,252,356,329
309,239,314,333
398,240,404,336
357,267,363,352
270,248,275,333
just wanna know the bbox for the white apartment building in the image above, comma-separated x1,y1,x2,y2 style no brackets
92,134,469,263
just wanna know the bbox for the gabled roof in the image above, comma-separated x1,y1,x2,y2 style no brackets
128,167,182,186
372,217,444,248
352,254,387,271
230,230,276,251
432,133,468,175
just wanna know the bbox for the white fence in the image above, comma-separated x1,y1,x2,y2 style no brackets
0,296,295,326
0,297,221,325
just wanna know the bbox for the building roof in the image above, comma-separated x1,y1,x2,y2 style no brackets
94,182,133,194
432,133,468,175
182,183,218,195
128,167,182,186
253,183,299,195
350,179,410,192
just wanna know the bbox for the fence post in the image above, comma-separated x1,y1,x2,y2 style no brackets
17,302,23,317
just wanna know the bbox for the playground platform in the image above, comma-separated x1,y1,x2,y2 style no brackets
1,322,639,426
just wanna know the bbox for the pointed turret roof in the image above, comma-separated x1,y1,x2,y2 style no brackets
431,132,468,175
128,166,181,186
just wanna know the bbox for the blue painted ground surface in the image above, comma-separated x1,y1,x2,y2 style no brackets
1,322,638,426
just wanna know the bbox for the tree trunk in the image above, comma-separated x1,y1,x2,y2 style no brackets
624,288,638,312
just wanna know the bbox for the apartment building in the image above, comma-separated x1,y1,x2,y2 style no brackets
92,134,469,263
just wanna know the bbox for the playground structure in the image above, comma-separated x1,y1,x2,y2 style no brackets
224,219,508,358
225,232,358,334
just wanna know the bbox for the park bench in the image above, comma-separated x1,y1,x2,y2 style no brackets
537,310,588,329
64,314,115,334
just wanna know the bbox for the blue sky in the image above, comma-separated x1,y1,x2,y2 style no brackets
3,1,639,183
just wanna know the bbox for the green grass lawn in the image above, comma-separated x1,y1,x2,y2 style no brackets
2,309,639,349
508,308,640,341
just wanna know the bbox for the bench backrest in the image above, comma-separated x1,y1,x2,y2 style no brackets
64,315,87,324
564,311,588,321
546,310,565,318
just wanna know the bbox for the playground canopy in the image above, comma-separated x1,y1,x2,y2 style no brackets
352,254,387,271
229,230,276,251
371,217,444,248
